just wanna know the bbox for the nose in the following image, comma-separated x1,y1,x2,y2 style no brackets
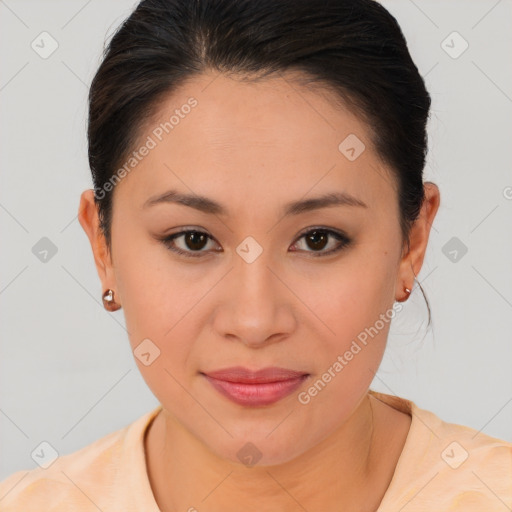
212,251,297,349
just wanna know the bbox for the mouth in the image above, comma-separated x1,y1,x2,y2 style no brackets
201,366,310,406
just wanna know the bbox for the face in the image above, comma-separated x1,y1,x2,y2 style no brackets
81,71,421,466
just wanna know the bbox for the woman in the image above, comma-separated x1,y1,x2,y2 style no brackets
1,0,510,510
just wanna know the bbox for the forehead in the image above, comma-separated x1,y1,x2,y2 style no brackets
114,71,396,211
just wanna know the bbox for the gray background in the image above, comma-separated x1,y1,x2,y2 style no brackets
1,0,511,480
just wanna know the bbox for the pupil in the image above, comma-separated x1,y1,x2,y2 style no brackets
308,231,327,250
186,232,207,250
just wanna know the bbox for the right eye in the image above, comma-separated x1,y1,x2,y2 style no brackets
160,230,221,258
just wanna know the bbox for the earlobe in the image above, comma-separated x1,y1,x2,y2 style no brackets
102,288,122,311
396,285,412,303
77,189,115,289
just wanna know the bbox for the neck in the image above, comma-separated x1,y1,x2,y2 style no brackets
145,393,387,512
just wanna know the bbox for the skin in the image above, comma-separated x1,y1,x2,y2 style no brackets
79,70,440,512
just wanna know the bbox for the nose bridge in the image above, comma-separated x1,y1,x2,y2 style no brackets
214,244,295,347
233,230,279,295
234,244,280,313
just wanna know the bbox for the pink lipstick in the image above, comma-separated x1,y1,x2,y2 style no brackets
202,366,309,406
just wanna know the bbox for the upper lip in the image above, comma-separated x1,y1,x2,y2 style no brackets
202,366,308,384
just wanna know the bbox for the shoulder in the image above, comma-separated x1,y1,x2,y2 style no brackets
412,406,512,509
391,400,511,510
0,407,160,512
414,404,512,472
370,390,512,511
0,427,127,512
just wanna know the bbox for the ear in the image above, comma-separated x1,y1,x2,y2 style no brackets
78,189,117,295
396,182,441,297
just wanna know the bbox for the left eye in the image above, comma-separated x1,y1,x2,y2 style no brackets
290,228,351,256
160,228,351,258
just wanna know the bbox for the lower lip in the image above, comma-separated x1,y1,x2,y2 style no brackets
203,374,309,406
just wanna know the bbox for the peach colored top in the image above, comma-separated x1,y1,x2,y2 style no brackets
1,390,511,511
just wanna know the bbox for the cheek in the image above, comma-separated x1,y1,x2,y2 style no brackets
299,243,396,328
111,225,198,378
293,274,396,436
301,244,398,385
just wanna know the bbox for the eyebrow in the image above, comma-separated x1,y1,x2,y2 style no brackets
143,189,368,216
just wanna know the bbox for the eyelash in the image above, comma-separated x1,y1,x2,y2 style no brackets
159,227,351,259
